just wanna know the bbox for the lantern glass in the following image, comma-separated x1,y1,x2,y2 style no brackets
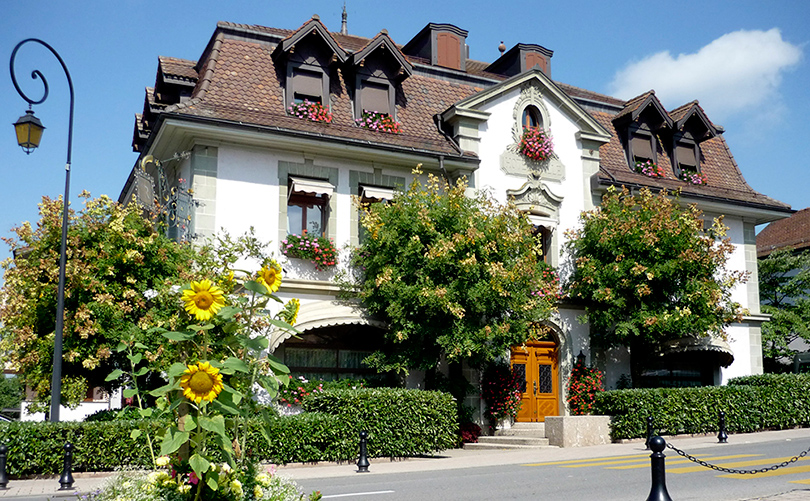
13,110,45,154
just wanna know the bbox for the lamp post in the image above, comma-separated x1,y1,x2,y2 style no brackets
10,38,74,422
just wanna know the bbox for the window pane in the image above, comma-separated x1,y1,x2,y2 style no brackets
538,364,552,394
293,68,323,99
287,204,303,235
632,135,653,160
361,81,390,114
305,205,323,235
286,348,337,368
339,350,371,369
512,363,527,393
676,144,697,167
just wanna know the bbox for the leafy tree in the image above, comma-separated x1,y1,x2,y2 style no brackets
351,167,559,379
0,192,197,411
759,247,810,368
565,187,745,378
0,376,23,417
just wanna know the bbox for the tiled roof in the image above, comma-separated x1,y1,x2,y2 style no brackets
169,38,481,156
134,19,791,214
591,111,791,210
757,207,810,257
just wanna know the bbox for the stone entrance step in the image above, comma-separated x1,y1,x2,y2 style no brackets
464,421,555,450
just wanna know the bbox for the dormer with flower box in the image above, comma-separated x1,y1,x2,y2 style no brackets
669,101,722,185
612,91,674,175
348,31,413,132
272,15,348,115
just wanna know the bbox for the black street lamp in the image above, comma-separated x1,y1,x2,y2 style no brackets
10,38,75,422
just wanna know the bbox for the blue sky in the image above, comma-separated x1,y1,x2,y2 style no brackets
1,0,807,266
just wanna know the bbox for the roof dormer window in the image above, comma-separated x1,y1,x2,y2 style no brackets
630,128,656,164
291,67,325,105
359,79,392,117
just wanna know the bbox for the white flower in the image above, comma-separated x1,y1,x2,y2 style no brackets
155,455,170,467
143,289,159,300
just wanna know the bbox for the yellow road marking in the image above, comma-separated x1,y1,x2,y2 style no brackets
671,455,801,474
720,462,810,479
522,454,649,467
789,479,810,485
608,455,759,470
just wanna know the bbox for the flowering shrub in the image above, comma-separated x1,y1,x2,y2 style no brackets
518,127,554,162
634,160,665,178
679,169,708,185
459,422,482,444
355,110,401,134
281,230,338,270
481,361,524,428
531,267,560,301
276,376,366,407
566,356,604,415
84,461,322,501
288,100,332,123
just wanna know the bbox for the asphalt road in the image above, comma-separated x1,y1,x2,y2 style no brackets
296,438,810,500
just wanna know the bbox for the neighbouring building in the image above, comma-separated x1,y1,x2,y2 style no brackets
120,14,792,423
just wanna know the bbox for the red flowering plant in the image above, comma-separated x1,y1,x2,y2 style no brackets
518,127,554,162
481,361,524,430
288,100,333,123
356,110,402,134
531,267,560,301
281,230,338,270
566,355,604,415
679,169,708,185
634,159,666,178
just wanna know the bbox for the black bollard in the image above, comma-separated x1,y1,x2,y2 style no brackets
718,411,728,444
645,436,673,501
645,416,654,450
58,443,75,490
357,431,370,473
0,444,8,489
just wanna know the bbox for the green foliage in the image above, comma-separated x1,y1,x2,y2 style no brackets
0,389,457,474
303,388,458,457
276,376,366,407
0,376,23,415
566,357,604,415
758,248,810,364
565,186,745,353
593,373,810,440
481,361,523,427
0,193,197,409
84,406,143,422
351,167,559,373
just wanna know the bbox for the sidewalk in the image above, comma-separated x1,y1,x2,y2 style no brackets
1,428,808,500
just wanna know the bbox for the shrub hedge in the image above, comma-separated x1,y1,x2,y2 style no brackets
0,388,457,475
593,374,810,440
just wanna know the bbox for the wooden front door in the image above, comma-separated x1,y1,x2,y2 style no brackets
511,342,559,422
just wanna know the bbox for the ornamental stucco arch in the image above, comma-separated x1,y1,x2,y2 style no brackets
268,300,386,351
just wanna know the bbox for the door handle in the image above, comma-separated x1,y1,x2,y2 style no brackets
533,380,537,395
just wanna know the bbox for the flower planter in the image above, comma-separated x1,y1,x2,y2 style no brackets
545,415,611,447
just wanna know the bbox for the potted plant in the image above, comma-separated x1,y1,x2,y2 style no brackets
288,100,333,123
518,127,554,162
355,110,401,134
634,160,666,178
280,230,338,270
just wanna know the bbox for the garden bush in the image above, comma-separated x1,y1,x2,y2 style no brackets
304,388,458,457
593,373,810,440
0,388,456,475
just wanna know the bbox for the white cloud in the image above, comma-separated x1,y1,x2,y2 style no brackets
609,29,802,121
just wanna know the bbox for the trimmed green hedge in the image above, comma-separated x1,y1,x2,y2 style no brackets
303,388,458,457
593,374,810,440
0,388,457,475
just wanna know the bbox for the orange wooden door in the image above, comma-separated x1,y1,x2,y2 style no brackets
511,342,559,422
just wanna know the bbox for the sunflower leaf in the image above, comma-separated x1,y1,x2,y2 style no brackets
159,428,189,456
220,357,250,374
133,342,148,350
130,429,142,440
105,369,124,382
168,362,188,378
198,415,228,440
162,331,194,342
239,336,268,351
267,318,300,334
244,280,269,295
115,342,127,353
266,354,291,375
123,388,138,398
133,366,149,377
127,353,143,365
189,454,211,484
217,306,239,320
220,384,243,406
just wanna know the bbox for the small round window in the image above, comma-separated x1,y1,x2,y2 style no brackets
522,105,543,129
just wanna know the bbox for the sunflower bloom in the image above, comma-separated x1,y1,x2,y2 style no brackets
257,261,283,293
180,361,224,403
278,298,300,325
182,280,226,321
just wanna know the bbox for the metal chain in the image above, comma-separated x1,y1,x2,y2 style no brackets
666,442,810,475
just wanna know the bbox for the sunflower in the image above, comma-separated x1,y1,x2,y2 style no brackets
278,298,300,326
180,361,224,403
182,279,226,321
257,261,283,293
